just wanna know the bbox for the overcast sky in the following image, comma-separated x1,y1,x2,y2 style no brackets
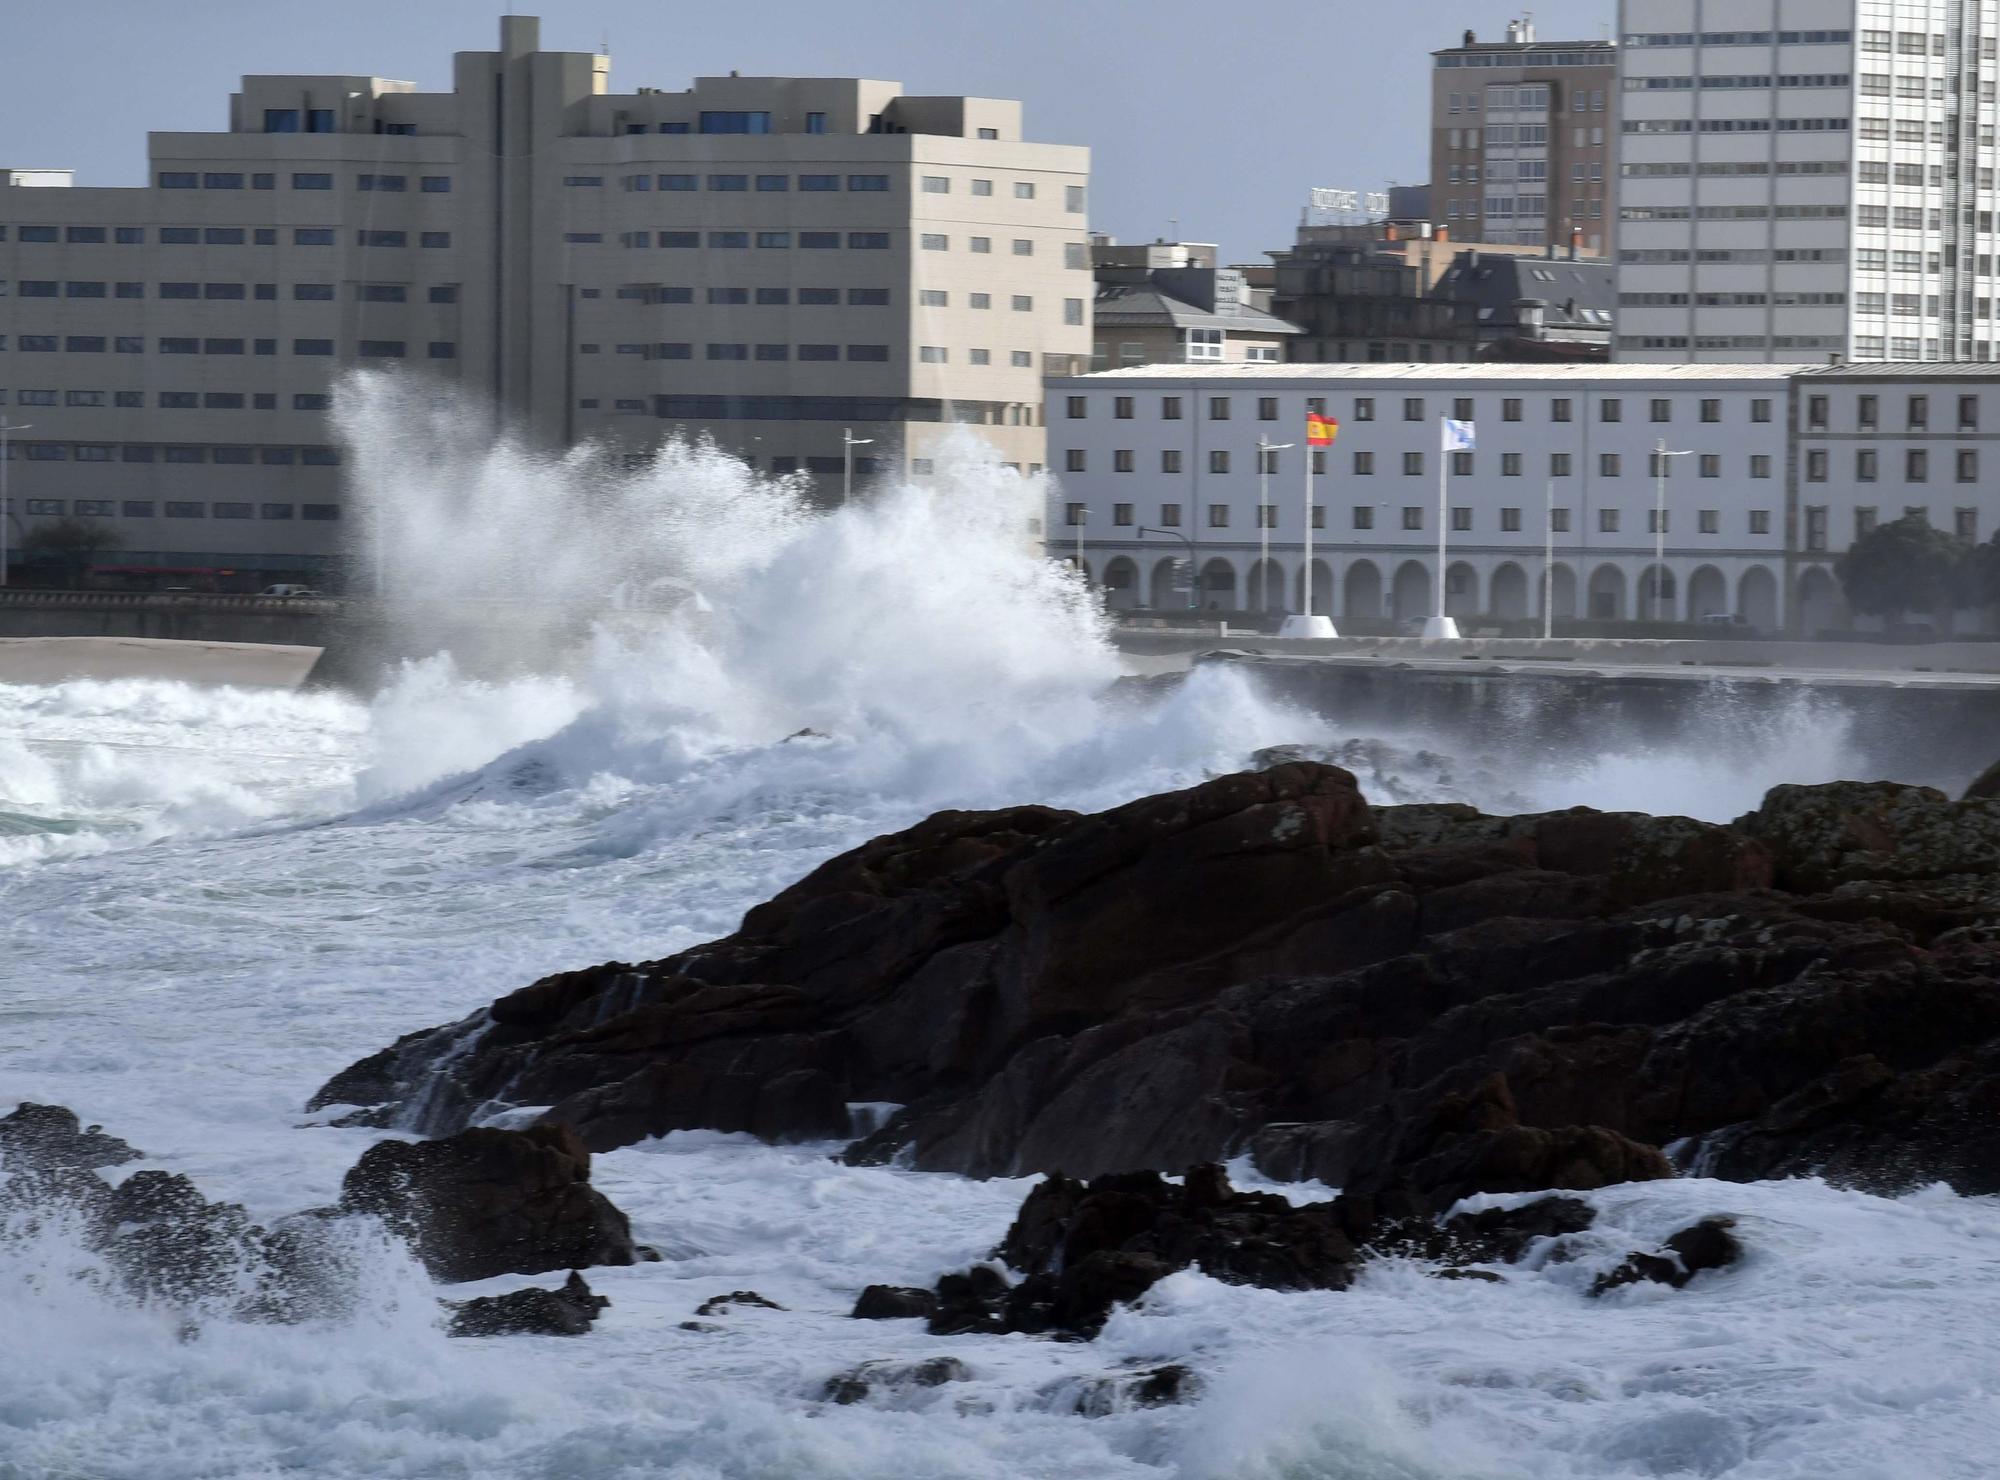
4,0,1613,262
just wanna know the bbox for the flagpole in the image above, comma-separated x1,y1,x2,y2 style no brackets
1424,417,1461,639
1280,413,1338,639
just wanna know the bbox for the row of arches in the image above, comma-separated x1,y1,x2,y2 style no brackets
1086,555,1789,627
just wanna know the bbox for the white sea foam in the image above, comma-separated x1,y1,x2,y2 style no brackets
1,379,1992,1476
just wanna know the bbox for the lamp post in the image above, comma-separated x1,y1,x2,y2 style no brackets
0,418,31,589
1543,475,1557,641
842,428,874,507
1652,439,1694,623
1256,436,1293,624
1073,503,1087,579
1137,524,1198,612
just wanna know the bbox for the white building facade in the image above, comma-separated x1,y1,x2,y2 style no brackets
1615,0,2000,364
1047,365,1795,629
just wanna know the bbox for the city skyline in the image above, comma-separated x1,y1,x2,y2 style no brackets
1,0,1615,266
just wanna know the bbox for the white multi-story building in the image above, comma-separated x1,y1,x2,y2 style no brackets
1045,361,2000,633
1615,0,2000,364
0,16,1091,585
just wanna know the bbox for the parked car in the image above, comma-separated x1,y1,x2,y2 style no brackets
259,584,323,598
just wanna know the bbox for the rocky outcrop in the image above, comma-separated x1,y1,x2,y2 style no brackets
314,764,2000,1205
337,1124,641,1283
892,1165,1606,1341
822,1356,970,1405
0,1102,141,1172
447,1270,609,1336
1590,1216,1743,1297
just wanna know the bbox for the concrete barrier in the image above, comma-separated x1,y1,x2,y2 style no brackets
0,637,324,689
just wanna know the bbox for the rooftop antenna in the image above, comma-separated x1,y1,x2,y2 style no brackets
1168,216,1179,241
600,30,610,55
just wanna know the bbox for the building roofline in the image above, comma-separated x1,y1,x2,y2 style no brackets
1046,364,1796,384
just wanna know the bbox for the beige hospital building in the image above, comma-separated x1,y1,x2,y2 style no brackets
0,16,1091,584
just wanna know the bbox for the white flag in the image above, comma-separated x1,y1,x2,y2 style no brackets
1441,417,1477,452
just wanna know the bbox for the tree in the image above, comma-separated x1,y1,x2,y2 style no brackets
1833,513,1965,622
22,517,122,590
1961,530,2000,616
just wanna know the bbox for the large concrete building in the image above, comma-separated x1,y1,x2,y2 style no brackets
1614,0,2000,363
1432,19,1620,253
0,16,1091,584
1045,361,2000,635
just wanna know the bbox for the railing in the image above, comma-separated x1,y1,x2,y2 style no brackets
0,590,341,613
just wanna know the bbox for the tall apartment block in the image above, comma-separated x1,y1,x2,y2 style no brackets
1432,18,1619,252
0,16,1091,583
1615,0,2000,363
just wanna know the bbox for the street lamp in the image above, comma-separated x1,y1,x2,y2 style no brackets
1256,437,1293,623
1652,440,1694,623
842,428,874,507
0,417,32,589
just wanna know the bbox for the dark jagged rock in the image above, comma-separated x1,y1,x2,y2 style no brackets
447,1270,608,1337
315,764,2000,1205
0,1102,142,1172
1590,1216,1743,1296
822,1356,971,1405
851,1284,939,1321
1057,1363,1204,1417
0,1105,370,1325
929,1165,1363,1340
694,1289,785,1316
338,1124,638,1283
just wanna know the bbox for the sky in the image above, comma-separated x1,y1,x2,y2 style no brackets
2,0,1613,264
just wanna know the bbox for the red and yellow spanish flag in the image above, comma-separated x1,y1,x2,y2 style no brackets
1305,413,1339,446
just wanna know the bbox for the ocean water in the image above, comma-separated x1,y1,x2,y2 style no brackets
2,381,1994,1479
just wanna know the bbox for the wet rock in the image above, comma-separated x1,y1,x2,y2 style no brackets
447,1271,609,1337
851,1284,939,1321
1590,1216,1742,1297
822,1356,971,1406
338,1124,638,1283
1058,1363,1205,1417
0,1102,141,1171
318,767,2000,1204
695,1289,785,1316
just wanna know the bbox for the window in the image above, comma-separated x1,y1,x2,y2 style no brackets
1908,449,1929,482
293,338,334,356
1013,239,1034,257
1065,449,1087,473
1550,507,1571,533
1648,509,1670,535
1402,398,1424,422
1113,396,1133,420
848,344,890,361
1066,396,1088,419
1353,451,1374,475
1162,396,1182,420
1354,398,1375,422
1500,507,1522,532
1856,449,1878,483
1209,451,1230,474
1015,181,1036,199
701,111,772,134
1600,453,1621,476
1403,452,1424,477
1751,399,1772,424
919,346,948,363
1501,452,1522,477
1208,503,1229,527
158,171,197,189
848,232,890,250
1208,397,1231,421
358,340,405,358
1011,295,1033,312
358,231,405,247
1806,449,1828,483
1161,450,1182,473
421,232,450,249
1601,399,1622,423
1258,397,1279,422
1599,508,1621,533
294,228,335,246
1960,450,1980,484
1960,396,1981,432
1160,503,1182,527
1451,507,1473,532
1857,396,1878,431
358,173,406,192
1650,398,1672,423
1064,298,1085,327
1112,450,1134,474
1551,398,1572,423
1502,398,1523,423
848,174,890,191
971,237,992,254
1400,505,1423,530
